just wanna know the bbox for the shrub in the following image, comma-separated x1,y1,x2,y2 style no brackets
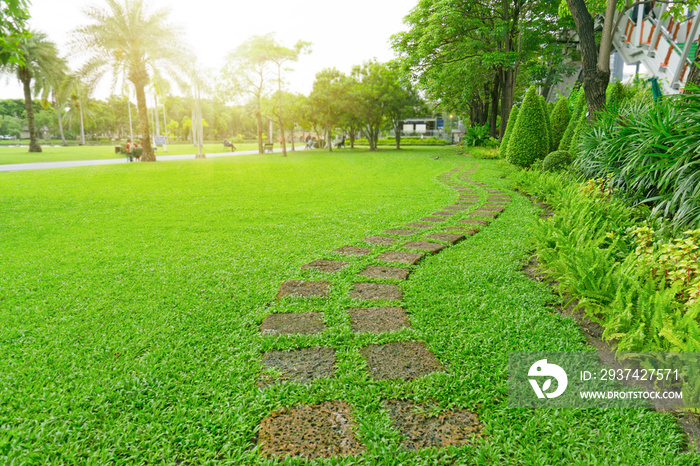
498,104,519,158
539,95,554,152
542,150,572,171
559,90,586,151
506,86,549,167
550,97,570,150
569,111,589,159
463,124,490,146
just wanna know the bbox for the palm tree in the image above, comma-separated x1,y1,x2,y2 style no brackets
2,31,65,152
72,0,187,162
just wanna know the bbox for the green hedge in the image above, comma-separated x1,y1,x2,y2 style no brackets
354,137,447,146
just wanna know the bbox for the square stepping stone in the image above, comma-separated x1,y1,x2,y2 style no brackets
419,217,446,223
444,206,470,211
383,400,483,451
359,266,410,280
276,280,331,299
261,312,325,335
476,206,505,213
259,346,335,386
348,307,411,333
301,259,349,273
360,341,444,380
469,211,499,218
376,251,424,265
349,283,402,301
425,233,465,244
383,228,418,236
405,222,433,229
363,235,398,246
257,401,365,459
482,203,506,210
402,241,447,254
443,226,479,235
459,218,491,226
488,197,511,203
433,211,456,216
334,246,372,256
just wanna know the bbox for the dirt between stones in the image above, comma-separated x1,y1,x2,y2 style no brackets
257,401,366,460
259,346,335,386
384,400,484,451
360,341,444,380
347,307,411,333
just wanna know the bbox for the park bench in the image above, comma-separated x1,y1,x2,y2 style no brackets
264,143,274,153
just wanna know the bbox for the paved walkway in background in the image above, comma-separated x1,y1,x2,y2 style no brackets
0,148,284,172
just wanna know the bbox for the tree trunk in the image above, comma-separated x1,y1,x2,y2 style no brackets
393,119,401,149
685,50,700,90
21,73,41,153
327,128,333,152
566,0,610,116
54,94,67,146
134,82,155,161
79,104,85,146
256,110,263,154
489,73,500,138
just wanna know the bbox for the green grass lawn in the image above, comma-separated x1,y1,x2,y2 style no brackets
0,142,263,165
0,148,695,464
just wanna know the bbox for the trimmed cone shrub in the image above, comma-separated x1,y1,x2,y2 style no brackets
543,150,572,171
606,80,626,109
539,95,554,152
559,90,586,151
550,97,570,150
569,111,589,159
499,104,519,158
506,86,549,167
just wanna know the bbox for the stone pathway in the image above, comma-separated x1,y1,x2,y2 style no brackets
256,163,512,459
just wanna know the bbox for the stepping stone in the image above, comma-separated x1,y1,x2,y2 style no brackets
469,211,499,218
257,401,365,460
444,205,470,211
402,241,447,254
384,228,417,236
301,259,349,273
476,205,505,213
276,280,331,299
482,203,506,210
261,312,325,335
376,251,424,265
259,346,335,386
460,218,491,225
334,246,372,256
443,226,479,236
363,235,398,246
488,197,511,203
419,217,445,223
358,266,410,280
459,196,479,200
360,341,444,380
383,400,483,451
348,307,411,333
405,222,433,229
425,233,465,245
349,283,402,301
433,211,456,216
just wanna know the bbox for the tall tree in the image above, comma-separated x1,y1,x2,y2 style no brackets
220,34,309,155
73,0,187,161
308,68,352,152
2,31,65,152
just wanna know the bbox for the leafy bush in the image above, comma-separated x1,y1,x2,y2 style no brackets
498,104,518,158
462,124,490,146
511,170,700,355
506,86,548,167
550,97,570,150
539,95,554,152
559,90,586,151
568,112,589,159
542,150,572,171
468,146,499,159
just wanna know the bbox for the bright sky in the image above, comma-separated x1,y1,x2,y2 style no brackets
0,0,417,100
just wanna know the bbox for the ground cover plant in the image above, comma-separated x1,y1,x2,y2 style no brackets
0,148,695,464
0,142,262,165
